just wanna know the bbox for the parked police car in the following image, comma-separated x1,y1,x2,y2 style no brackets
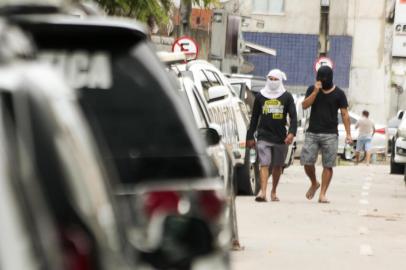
0,19,137,270
10,8,230,269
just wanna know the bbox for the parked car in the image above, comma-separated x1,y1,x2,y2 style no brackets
295,108,387,160
390,117,406,179
338,111,387,160
176,75,241,244
12,12,230,269
388,110,405,153
167,60,258,195
0,21,136,270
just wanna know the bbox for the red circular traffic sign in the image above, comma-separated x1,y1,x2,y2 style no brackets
314,57,334,72
172,36,199,59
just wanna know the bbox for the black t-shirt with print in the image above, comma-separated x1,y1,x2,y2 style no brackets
246,92,297,144
305,86,348,134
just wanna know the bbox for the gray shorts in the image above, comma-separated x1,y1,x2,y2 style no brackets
257,140,288,167
300,132,338,168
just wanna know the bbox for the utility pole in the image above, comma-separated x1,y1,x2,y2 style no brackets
319,0,330,56
179,0,192,36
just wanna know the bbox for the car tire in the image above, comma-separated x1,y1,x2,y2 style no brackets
404,166,406,185
235,149,260,196
390,147,404,174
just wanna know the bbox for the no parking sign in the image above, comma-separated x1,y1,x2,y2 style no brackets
313,57,334,72
172,36,199,59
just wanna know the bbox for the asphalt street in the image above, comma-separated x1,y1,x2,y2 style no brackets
232,163,406,270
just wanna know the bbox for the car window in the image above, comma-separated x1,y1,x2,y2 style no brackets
180,81,208,129
21,21,212,183
192,86,213,123
199,70,212,101
78,43,209,182
231,83,242,97
199,70,224,102
205,70,222,87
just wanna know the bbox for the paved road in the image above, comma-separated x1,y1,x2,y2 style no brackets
232,164,406,270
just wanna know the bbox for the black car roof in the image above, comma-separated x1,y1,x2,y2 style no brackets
10,15,147,49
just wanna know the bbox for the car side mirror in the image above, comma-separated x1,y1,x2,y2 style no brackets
208,86,228,102
398,111,404,120
200,126,221,146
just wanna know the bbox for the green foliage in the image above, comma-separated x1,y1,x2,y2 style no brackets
94,0,218,23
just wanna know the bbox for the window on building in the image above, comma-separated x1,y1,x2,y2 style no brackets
252,0,284,14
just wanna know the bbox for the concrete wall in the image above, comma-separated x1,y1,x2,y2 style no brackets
239,0,320,34
329,0,349,35
346,0,388,123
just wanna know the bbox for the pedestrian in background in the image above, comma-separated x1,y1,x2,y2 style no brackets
301,65,352,203
355,110,375,165
246,69,297,202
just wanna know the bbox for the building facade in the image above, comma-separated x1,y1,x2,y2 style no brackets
236,0,392,123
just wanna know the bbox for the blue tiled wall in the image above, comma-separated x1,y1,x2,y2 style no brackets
243,32,319,86
328,36,352,88
243,32,353,89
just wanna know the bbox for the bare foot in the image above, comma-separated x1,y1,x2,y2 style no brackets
271,193,280,202
306,182,320,200
255,196,267,202
318,198,330,204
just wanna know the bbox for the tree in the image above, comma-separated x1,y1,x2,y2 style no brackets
94,0,218,31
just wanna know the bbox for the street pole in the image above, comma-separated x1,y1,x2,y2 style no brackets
180,0,192,36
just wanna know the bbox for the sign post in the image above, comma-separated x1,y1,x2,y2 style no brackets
314,56,334,72
172,36,199,59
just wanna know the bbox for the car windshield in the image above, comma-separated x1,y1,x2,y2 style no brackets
399,118,406,130
388,117,400,128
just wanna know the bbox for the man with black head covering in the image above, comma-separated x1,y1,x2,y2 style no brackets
300,65,352,203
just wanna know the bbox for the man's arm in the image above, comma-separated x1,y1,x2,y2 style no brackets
285,95,297,145
302,81,321,109
340,107,353,144
246,97,261,147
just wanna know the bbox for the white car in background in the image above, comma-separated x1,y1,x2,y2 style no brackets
390,117,406,179
388,110,405,152
294,108,387,160
163,59,258,194
338,112,387,160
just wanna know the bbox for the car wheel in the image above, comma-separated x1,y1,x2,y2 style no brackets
404,166,406,185
390,144,404,174
235,149,260,196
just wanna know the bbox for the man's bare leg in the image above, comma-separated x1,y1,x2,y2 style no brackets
355,151,360,164
319,167,333,203
366,151,371,165
304,165,320,200
271,166,282,201
257,166,269,199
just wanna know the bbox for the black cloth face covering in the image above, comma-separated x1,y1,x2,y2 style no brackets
316,65,334,90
